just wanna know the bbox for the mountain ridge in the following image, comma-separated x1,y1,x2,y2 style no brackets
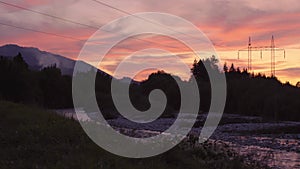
0,44,77,75
0,44,110,77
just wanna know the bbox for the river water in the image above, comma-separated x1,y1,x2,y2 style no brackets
55,109,300,169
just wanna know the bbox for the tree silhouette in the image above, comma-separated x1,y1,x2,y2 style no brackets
223,62,228,73
229,63,236,72
296,82,300,88
1,53,300,121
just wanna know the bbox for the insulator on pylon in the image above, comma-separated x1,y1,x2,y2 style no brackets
260,50,263,59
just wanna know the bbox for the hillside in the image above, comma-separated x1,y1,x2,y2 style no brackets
0,44,76,75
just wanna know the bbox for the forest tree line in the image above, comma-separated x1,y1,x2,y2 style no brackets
191,56,300,121
0,53,72,108
1,53,300,121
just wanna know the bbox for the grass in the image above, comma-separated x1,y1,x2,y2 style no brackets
0,101,268,169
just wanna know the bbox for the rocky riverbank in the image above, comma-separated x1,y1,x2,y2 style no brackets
55,109,300,169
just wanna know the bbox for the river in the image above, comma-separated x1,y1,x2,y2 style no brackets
54,109,300,169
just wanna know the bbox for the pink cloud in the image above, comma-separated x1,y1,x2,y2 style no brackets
0,0,300,82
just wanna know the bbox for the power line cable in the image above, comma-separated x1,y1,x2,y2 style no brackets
0,0,99,29
0,22,92,42
0,0,178,50
92,0,204,44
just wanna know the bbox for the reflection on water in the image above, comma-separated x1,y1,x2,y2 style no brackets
224,137,300,169
54,109,300,169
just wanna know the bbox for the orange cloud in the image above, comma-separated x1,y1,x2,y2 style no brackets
1,0,300,84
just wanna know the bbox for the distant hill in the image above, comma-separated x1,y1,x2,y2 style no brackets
0,44,113,77
0,44,79,75
0,44,142,84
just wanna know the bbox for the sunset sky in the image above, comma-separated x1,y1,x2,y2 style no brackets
0,0,300,84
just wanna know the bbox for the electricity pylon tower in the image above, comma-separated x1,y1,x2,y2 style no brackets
238,35,286,76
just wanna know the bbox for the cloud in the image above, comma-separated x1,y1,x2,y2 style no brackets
277,67,300,76
0,0,300,82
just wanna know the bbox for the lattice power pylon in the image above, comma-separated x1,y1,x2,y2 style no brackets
238,35,286,76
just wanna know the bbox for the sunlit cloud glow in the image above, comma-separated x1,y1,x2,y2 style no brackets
0,0,299,84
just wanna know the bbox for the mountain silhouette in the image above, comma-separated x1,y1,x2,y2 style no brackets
0,44,78,75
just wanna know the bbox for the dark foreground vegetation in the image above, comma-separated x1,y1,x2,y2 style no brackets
0,53,72,108
0,53,300,121
0,101,268,169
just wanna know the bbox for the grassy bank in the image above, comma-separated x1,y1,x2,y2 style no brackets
0,101,267,169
